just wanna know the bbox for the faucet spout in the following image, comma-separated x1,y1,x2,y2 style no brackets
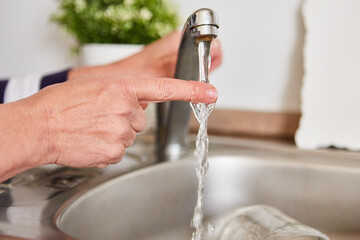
156,8,219,162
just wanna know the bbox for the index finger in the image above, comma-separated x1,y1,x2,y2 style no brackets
133,77,218,104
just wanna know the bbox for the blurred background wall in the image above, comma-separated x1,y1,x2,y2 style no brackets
0,0,304,113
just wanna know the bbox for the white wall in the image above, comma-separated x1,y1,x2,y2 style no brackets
0,0,76,76
0,0,304,113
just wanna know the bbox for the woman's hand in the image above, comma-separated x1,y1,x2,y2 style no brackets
0,75,217,181
69,31,222,79
0,30,222,182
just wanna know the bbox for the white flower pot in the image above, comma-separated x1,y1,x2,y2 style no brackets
79,43,156,134
79,43,144,66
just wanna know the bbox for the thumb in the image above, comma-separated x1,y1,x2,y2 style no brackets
133,77,218,104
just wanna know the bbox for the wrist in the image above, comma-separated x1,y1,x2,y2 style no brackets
11,98,55,166
0,101,49,181
24,96,59,166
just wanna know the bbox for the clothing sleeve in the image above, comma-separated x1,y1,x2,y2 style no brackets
0,79,8,104
0,69,70,104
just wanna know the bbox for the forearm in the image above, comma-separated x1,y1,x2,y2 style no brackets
0,100,49,182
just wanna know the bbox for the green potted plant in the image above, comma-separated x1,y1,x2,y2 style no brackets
51,0,179,66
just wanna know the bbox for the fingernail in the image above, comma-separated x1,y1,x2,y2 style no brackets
206,88,218,101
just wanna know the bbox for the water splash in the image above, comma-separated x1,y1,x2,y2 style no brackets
190,40,215,240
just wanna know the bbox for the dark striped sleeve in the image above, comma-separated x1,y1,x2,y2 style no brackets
0,69,70,104
40,69,70,89
0,79,8,104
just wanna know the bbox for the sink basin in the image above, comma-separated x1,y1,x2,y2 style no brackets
55,138,360,240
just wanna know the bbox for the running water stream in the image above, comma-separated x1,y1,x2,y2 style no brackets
190,40,215,240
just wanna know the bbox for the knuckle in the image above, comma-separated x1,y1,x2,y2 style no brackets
113,117,130,133
119,103,134,118
106,77,136,99
125,131,136,148
130,128,136,140
159,78,177,99
115,78,136,96
116,125,127,136
124,128,134,143
113,103,134,119
106,146,124,160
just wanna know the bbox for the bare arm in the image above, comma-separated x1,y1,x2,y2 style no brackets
0,31,222,182
0,76,217,182
68,31,222,80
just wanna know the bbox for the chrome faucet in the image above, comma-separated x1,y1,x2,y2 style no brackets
156,8,219,162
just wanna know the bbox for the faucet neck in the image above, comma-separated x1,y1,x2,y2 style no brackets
156,8,219,162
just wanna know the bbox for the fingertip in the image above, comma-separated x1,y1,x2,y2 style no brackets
190,82,218,104
206,85,218,103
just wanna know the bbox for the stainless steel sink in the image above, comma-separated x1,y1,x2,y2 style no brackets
54,137,360,240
